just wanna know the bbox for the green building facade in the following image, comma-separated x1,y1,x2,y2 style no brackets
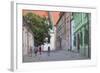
72,12,91,58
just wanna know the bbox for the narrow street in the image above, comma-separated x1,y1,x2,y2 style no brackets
23,49,88,63
22,11,91,63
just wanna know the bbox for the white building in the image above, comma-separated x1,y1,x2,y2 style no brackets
70,13,76,51
22,22,34,56
43,12,56,51
43,32,55,51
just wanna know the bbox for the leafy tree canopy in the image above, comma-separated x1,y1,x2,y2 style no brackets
23,12,52,46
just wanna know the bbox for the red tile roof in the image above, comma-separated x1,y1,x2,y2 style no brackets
23,10,60,25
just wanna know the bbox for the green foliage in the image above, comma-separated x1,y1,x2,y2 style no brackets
23,12,52,46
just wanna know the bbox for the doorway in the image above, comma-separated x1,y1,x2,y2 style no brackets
59,37,62,49
77,33,80,53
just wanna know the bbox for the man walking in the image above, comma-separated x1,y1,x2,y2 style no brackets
39,46,42,55
48,46,50,56
34,47,38,56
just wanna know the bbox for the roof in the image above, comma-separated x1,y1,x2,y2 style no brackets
23,10,60,25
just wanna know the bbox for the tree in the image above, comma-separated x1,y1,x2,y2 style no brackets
23,12,52,46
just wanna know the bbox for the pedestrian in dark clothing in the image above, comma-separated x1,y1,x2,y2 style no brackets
34,47,38,56
48,46,50,56
39,46,42,55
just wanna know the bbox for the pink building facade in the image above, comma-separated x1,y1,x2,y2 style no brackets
55,12,71,50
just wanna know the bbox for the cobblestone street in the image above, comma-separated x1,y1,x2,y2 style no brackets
23,49,89,63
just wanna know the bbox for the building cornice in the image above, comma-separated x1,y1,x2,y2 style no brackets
55,12,65,27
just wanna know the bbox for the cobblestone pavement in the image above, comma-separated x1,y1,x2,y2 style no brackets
23,49,89,63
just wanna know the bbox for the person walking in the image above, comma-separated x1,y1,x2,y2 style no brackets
39,46,42,55
34,47,38,56
48,46,50,56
